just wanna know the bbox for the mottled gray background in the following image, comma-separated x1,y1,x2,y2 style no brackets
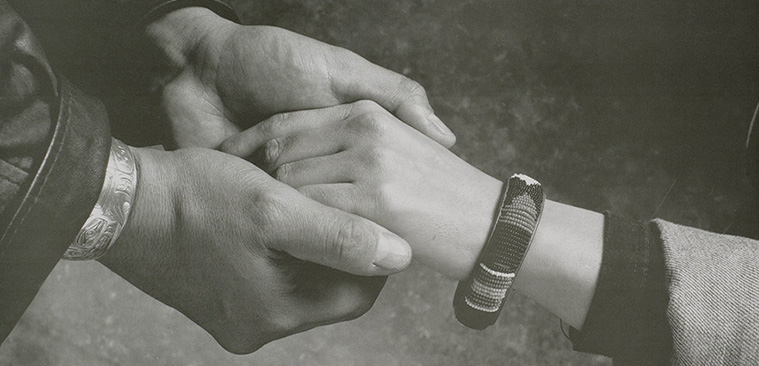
1,0,758,365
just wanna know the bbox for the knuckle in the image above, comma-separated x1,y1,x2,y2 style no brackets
329,218,371,265
399,77,426,97
261,138,281,169
351,100,382,113
260,112,290,137
350,112,389,137
363,146,392,168
273,162,293,183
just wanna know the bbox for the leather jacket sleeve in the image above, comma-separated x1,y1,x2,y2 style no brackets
0,0,236,344
0,1,111,342
6,0,238,146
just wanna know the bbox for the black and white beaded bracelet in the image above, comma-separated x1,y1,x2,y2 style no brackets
453,174,545,330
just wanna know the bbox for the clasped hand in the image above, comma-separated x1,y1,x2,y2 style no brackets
150,8,455,149
222,101,503,280
100,7,464,355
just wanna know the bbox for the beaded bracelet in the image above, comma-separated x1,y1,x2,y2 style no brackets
453,174,545,330
63,138,137,260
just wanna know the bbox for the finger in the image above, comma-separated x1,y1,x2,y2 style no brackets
298,184,368,217
260,102,402,172
253,124,346,173
274,188,411,276
220,105,353,158
332,53,456,147
275,153,356,188
278,260,386,324
298,269,386,327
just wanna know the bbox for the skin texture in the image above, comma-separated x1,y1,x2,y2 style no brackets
221,101,604,330
97,6,462,353
145,7,455,149
98,147,411,354
222,101,503,280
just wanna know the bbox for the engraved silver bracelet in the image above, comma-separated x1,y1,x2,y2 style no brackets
63,138,137,260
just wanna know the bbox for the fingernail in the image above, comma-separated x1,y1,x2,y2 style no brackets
373,232,411,271
428,113,453,137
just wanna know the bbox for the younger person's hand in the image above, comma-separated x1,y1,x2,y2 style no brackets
221,101,502,280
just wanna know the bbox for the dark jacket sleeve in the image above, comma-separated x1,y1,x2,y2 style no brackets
6,0,238,146
0,1,111,342
569,213,759,365
568,213,672,365
5,0,238,91
0,0,237,344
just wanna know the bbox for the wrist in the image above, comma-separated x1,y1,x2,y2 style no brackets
64,139,138,261
453,174,546,329
512,200,603,329
447,173,503,280
97,147,178,276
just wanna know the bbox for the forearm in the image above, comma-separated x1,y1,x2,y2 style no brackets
463,185,670,360
464,184,670,361
513,200,603,330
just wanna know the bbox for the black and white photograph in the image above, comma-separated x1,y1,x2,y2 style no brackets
0,1,757,365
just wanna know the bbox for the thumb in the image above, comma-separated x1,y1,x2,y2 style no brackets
272,190,412,276
332,51,456,148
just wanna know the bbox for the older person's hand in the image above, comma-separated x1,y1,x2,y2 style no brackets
142,7,455,149
220,101,502,280
99,146,411,354
221,101,607,331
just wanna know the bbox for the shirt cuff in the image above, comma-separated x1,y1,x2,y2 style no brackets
568,212,672,365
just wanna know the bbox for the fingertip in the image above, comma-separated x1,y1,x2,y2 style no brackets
426,113,454,141
428,113,457,147
372,231,412,274
397,103,456,148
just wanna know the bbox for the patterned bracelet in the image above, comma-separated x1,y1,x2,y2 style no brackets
453,174,545,330
63,138,137,260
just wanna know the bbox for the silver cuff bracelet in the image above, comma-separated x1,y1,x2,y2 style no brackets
64,138,137,260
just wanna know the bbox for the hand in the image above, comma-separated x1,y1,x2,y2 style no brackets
219,102,606,330
143,7,455,149
220,101,502,280
98,146,411,354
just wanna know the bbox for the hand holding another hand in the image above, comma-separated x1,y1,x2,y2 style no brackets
98,147,411,354
145,7,455,149
219,102,605,330
221,101,503,280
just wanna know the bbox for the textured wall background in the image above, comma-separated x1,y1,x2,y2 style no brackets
1,1,758,365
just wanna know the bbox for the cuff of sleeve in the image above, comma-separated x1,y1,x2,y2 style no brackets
0,78,111,341
568,212,672,364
